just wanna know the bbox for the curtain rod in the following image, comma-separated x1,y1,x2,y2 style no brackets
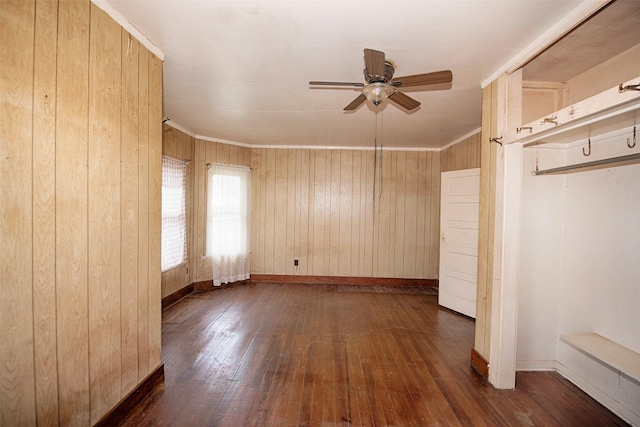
162,154,190,165
206,162,251,170
534,152,640,176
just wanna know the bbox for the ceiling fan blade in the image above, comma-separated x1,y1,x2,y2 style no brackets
363,48,386,80
389,91,421,110
391,70,452,88
344,94,367,111
309,81,364,87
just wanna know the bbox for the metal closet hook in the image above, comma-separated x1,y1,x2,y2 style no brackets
582,138,591,157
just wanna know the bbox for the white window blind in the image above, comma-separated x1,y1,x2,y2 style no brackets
161,156,187,272
206,164,251,286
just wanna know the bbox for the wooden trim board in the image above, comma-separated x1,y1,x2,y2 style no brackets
193,279,251,290
250,274,438,287
471,348,490,379
94,364,164,427
161,284,194,310
193,280,214,290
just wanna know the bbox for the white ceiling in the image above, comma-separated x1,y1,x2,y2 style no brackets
105,0,587,149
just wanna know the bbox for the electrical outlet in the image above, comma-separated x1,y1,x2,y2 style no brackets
294,259,299,266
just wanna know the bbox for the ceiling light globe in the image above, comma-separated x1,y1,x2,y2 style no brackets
362,82,396,106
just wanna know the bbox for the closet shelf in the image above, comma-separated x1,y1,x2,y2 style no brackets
560,333,640,383
506,75,640,147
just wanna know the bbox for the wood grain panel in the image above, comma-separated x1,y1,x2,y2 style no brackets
440,133,481,173
217,141,230,164
205,139,217,163
250,148,263,274
375,151,392,277
137,45,151,380
475,82,497,361
297,150,311,275
164,126,175,154
311,150,327,275
228,144,238,164
370,151,381,277
394,151,407,277
121,30,140,395
1,2,163,422
421,152,432,279
32,0,59,424
329,151,341,275
362,150,375,276
249,148,441,280
349,151,361,276
304,150,315,275
191,139,205,281
484,82,499,358
428,152,441,278
55,1,91,424
264,149,276,273
0,0,36,424
286,150,297,275
403,153,418,277
148,54,163,372
88,6,123,421
338,150,353,276
415,152,428,278
274,149,288,274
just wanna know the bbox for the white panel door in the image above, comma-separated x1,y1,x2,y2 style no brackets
438,168,480,318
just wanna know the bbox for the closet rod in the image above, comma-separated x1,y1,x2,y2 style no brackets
534,152,640,176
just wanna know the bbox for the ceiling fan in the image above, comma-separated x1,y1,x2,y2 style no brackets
309,48,453,111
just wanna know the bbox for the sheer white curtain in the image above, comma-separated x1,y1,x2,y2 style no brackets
206,164,251,286
161,156,187,272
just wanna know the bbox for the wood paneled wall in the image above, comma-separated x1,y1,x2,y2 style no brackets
185,138,479,285
250,149,442,279
0,1,163,424
475,81,499,364
440,133,481,172
161,125,195,297
191,139,252,282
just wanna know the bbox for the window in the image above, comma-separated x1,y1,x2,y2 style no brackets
161,156,187,272
206,164,251,286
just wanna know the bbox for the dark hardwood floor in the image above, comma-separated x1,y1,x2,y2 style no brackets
121,283,627,426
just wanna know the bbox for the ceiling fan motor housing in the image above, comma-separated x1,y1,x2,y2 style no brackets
364,61,395,83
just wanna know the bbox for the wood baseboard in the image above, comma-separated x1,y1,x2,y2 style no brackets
193,279,214,290
250,274,438,287
470,348,489,379
193,279,251,290
170,275,435,306
162,283,194,309
94,364,164,427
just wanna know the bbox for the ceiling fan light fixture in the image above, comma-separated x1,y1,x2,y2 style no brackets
362,82,396,106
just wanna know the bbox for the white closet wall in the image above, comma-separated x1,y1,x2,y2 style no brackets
517,135,640,424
